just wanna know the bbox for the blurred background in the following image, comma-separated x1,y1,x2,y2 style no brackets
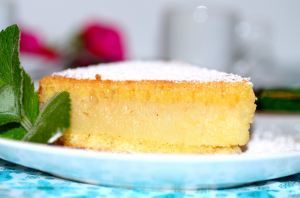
1,0,300,95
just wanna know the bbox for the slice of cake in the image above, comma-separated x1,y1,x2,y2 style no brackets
39,61,256,154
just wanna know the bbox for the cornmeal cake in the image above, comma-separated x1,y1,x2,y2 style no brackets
39,61,256,154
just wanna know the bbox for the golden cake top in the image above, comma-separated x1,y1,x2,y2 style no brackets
53,61,249,83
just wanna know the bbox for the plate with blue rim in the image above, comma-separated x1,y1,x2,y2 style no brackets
0,114,299,190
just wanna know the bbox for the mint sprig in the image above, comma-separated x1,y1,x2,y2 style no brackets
0,25,23,125
23,92,70,143
0,25,71,143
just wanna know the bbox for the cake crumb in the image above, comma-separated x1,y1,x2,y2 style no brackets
95,74,102,81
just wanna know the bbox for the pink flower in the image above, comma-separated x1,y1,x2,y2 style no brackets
20,29,60,60
81,23,125,62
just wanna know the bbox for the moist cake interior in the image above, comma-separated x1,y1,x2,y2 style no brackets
39,61,256,154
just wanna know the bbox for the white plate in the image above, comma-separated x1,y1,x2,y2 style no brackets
0,114,299,189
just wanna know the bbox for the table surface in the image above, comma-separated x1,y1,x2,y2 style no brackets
0,160,299,198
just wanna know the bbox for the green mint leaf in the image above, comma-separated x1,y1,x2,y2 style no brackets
21,69,39,124
23,92,71,143
0,25,71,144
0,85,20,125
0,123,27,140
0,25,22,125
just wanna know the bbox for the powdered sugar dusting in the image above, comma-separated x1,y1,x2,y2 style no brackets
53,61,249,83
244,129,300,155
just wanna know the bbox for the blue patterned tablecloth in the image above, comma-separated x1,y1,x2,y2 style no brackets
0,160,299,198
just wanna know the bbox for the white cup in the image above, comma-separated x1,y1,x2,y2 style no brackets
164,5,237,72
